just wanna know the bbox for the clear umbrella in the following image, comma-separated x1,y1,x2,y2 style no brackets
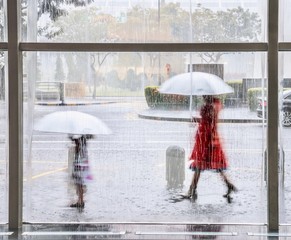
34,110,112,135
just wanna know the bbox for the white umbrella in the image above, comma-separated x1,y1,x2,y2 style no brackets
34,111,112,135
159,72,234,96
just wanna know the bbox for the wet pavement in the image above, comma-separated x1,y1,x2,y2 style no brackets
1,98,290,239
26,102,269,222
37,97,262,123
138,106,262,123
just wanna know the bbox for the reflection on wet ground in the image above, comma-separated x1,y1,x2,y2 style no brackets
2,223,291,239
186,224,222,239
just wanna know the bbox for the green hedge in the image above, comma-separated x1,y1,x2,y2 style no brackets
144,86,227,110
144,86,190,109
247,87,266,111
225,80,243,98
247,87,291,111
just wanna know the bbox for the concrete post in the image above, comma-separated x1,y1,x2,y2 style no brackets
264,148,285,187
166,146,185,188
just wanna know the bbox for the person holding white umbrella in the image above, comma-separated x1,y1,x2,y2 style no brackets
34,111,112,209
159,72,237,202
69,134,93,208
186,95,237,202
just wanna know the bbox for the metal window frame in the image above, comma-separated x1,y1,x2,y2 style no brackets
7,0,23,230
267,0,279,233
4,0,286,233
19,42,268,52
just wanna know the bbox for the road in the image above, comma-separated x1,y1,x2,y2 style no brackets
1,98,291,224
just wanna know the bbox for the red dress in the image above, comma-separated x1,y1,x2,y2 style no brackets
189,98,228,170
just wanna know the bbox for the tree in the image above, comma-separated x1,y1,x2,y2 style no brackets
52,7,111,42
115,3,262,79
66,53,79,82
52,6,117,98
90,53,111,98
17,0,94,39
38,0,94,21
55,54,65,82
0,0,95,99
191,7,261,63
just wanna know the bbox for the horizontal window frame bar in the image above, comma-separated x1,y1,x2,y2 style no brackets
20,42,268,52
0,43,7,49
279,43,291,51
0,42,287,52
0,42,291,52
23,222,267,226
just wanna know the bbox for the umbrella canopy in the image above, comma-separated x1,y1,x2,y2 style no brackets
34,111,112,135
159,72,234,96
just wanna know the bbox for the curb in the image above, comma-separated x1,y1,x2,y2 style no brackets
36,101,263,124
138,113,263,124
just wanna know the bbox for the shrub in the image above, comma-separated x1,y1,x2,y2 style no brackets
247,87,291,111
226,80,243,98
144,86,161,108
144,86,190,109
247,87,266,111
223,80,243,107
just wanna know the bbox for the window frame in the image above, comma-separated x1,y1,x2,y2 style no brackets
3,0,286,233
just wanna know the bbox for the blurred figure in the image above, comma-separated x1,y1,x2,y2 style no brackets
186,95,237,202
69,134,93,208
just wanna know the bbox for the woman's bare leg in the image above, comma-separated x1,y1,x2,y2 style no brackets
77,185,84,204
188,169,201,197
219,170,237,197
70,184,85,208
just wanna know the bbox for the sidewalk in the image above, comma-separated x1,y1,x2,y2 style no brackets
138,106,263,123
35,97,263,123
35,97,119,106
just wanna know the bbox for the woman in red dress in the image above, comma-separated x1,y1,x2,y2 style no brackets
187,95,237,201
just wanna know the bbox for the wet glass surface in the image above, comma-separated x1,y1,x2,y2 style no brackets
24,0,266,43
0,56,7,224
279,52,291,224
280,0,291,42
22,52,269,224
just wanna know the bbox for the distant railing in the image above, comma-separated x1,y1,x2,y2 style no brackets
23,81,85,104
35,81,63,102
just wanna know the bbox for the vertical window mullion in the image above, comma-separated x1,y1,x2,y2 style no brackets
7,0,23,229
268,0,279,232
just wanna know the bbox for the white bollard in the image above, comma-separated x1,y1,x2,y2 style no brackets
166,146,185,188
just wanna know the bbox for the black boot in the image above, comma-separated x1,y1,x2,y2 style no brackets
190,188,198,202
188,186,198,202
181,186,197,200
223,183,237,198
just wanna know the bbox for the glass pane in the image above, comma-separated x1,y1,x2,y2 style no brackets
23,0,266,43
0,1,6,42
279,0,291,42
279,52,291,224
0,52,7,223
23,51,267,224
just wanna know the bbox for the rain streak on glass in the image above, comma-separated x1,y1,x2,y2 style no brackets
21,0,269,225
